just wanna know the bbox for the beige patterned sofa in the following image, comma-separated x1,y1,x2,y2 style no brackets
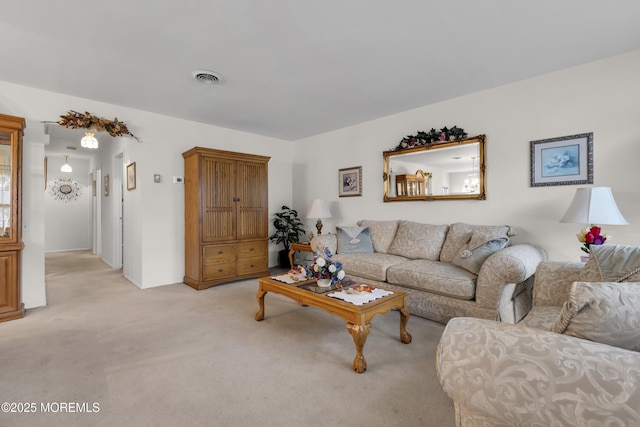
310,220,547,324
437,245,640,426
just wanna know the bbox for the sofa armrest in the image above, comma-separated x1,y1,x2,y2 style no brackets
532,260,584,307
475,244,547,310
437,317,640,427
310,234,337,255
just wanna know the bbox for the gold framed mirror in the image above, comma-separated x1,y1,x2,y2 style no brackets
383,135,486,201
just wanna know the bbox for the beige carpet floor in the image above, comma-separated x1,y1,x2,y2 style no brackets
0,251,455,427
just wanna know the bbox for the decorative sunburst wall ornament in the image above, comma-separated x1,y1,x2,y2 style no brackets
48,176,83,203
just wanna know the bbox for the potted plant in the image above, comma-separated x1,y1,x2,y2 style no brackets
269,205,305,268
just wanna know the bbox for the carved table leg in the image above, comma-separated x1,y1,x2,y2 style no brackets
255,289,266,321
347,322,371,373
399,306,412,344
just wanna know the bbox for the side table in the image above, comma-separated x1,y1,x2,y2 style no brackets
288,242,313,268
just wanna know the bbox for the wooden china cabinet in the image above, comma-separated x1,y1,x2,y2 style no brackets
0,114,25,322
183,147,270,290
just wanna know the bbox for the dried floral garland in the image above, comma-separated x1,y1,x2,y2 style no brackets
58,110,140,142
391,126,467,151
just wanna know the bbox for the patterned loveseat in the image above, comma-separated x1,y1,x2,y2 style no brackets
310,220,547,324
437,245,640,426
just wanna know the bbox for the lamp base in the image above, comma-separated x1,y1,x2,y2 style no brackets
315,219,323,235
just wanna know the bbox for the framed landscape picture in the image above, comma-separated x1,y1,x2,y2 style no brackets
530,132,593,187
338,166,362,197
127,162,136,191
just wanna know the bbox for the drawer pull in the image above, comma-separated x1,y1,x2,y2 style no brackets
218,251,224,255
218,269,224,272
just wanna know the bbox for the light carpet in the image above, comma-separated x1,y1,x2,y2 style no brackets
0,251,455,427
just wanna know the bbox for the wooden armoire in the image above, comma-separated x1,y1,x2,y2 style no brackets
183,147,270,290
0,114,25,322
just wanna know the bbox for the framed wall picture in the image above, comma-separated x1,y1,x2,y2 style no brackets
338,166,362,197
530,132,593,187
104,174,109,196
127,162,136,191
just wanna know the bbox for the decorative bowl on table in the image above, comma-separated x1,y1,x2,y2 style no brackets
316,278,332,287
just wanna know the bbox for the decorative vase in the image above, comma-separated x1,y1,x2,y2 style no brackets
317,278,332,288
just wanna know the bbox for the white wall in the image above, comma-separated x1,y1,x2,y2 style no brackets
0,80,294,308
293,50,640,262
6,49,640,309
44,155,91,252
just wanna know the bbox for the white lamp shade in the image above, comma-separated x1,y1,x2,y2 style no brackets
60,155,72,173
81,132,99,149
560,187,628,225
306,199,332,219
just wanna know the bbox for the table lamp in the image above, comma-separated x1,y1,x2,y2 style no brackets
560,187,628,257
560,187,628,225
306,199,332,235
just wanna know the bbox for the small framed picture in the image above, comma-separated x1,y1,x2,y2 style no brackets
104,175,109,196
530,132,593,187
127,162,136,191
338,166,362,197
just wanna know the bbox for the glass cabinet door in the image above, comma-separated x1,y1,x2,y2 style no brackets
0,141,11,239
0,113,24,322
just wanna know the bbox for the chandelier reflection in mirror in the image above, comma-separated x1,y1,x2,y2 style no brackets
463,156,479,193
48,176,82,203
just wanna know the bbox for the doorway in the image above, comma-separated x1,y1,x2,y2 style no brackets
114,153,124,269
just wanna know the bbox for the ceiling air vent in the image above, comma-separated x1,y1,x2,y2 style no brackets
192,70,222,85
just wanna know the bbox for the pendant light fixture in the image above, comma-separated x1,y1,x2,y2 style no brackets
60,155,72,173
80,132,98,149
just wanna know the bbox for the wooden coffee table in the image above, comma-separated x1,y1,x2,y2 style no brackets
255,276,412,373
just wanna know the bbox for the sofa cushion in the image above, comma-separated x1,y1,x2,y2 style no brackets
519,306,563,330
578,245,640,282
551,281,640,351
451,238,509,275
357,220,399,254
387,259,476,300
387,221,449,261
336,226,374,254
440,222,513,263
333,252,407,282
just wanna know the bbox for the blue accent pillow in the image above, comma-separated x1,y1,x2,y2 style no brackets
336,226,374,254
452,238,509,274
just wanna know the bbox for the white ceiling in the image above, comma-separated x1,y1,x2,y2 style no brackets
2,1,640,142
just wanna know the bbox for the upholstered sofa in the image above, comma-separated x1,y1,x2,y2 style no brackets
437,245,640,426
310,220,547,324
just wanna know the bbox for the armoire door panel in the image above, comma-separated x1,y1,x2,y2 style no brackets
202,157,236,242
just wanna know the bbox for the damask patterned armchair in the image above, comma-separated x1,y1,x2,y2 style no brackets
437,248,640,426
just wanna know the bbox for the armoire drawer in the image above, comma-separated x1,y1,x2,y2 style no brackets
237,257,267,275
203,262,237,280
237,241,268,259
203,245,237,262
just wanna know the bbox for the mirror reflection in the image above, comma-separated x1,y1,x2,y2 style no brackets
383,135,485,201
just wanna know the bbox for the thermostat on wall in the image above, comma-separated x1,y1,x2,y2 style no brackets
173,176,184,184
